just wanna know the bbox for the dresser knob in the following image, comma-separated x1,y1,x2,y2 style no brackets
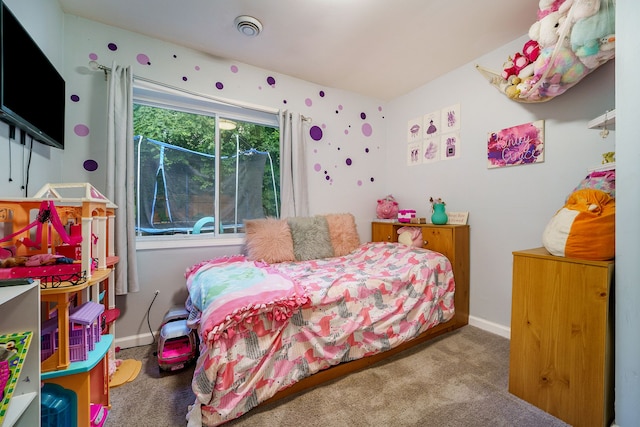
423,240,428,246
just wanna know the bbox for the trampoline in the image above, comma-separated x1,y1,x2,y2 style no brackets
134,135,278,236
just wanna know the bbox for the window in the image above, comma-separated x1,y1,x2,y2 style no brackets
133,82,280,238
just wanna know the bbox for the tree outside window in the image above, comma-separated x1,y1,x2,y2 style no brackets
133,102,280,237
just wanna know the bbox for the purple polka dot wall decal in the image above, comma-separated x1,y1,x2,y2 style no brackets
360,112,366,120
107,43,117,51
314,163,321,172
266,76,276,87
310,125,323,141
344,129,349,135
365,147,370,153
216,82,224,90
182,76,188,81
89,53,98,61
283,99,288,104
230,65,239,73
378,106,383,112
136,53,151,65
370,177,375,182
362,123,373,137
357,180,363,186
74,124,90,137
345,158,352,166
195,65,200,71
305,98,312,107
83,159,98,172
319,90,325,97
70,95,80,102
173,54,177,59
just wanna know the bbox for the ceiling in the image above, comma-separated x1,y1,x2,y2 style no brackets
58,0,538,101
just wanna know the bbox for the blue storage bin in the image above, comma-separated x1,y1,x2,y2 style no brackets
41,383,77,427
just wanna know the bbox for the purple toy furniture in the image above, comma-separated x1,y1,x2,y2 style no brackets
68,302,104,360
42,301,104,363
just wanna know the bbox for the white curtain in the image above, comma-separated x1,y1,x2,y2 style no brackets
279,111,309,218
106,62,140,294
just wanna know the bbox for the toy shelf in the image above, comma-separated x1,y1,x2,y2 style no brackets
40,268,113,373
588,109,616,130
587,109,616,172
0,184,119,426
588,162,616,173
42,335,113,427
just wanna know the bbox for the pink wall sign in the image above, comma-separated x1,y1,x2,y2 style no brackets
487,120,544,169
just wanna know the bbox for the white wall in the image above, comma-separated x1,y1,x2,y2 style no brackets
385,35,615,334
61,15,388,346
2,2,637,422
613,1,640,424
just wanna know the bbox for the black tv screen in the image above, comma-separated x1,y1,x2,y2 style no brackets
0,2,65,149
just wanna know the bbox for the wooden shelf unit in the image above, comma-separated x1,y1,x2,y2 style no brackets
588,108,616,130
509,248,614,427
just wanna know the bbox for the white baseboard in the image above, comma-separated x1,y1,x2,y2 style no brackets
115,332,158,349
468,315,511,339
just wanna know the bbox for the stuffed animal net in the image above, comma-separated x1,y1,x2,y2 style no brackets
477,0,615,103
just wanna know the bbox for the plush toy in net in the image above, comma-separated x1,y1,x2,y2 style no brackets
476,0,615,103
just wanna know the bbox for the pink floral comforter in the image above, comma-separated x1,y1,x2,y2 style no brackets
186,242,456,427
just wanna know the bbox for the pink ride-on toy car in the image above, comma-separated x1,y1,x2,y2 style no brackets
157,306,198,372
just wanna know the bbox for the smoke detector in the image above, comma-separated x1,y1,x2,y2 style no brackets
234,15,263,37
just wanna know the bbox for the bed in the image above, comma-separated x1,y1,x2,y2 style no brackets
184,215,469,426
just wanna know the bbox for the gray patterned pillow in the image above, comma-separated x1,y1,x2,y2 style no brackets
287,216,334,261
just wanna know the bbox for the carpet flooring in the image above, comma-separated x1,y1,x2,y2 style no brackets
107,325,569,426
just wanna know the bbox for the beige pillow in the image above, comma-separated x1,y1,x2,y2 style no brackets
244,218,295,263
324,213,360,256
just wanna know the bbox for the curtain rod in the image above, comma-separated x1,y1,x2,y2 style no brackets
88,60,280,115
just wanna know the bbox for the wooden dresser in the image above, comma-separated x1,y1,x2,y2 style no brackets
509,247,614,427
371,222,469,327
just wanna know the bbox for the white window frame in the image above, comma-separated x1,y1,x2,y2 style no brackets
132,81,279,250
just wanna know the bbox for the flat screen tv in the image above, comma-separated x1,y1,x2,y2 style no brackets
0,2,65,149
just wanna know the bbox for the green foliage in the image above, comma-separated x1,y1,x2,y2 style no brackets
133,104,281,227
